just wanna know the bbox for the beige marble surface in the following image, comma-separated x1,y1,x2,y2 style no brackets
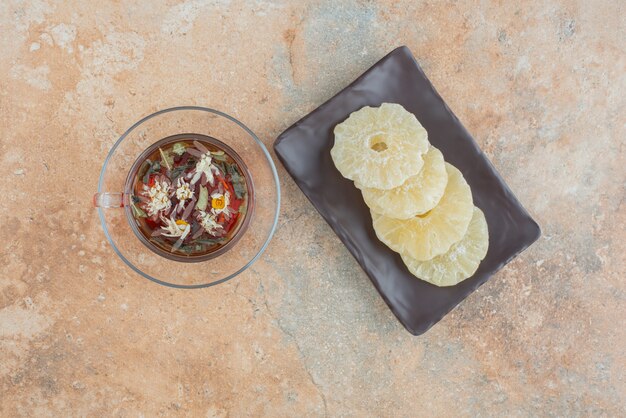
1,1,624,416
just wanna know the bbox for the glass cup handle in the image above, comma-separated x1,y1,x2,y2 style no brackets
93,193,128,208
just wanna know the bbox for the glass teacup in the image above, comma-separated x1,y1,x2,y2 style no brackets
94,106,280,288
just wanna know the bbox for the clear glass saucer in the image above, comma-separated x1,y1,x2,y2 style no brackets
96,106,280,288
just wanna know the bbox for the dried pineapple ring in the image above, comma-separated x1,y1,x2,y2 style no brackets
361,146,447,219
372,163,473,261
401,207,489,286
331,103,429,190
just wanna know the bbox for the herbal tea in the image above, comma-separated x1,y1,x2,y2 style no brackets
127,134,252,260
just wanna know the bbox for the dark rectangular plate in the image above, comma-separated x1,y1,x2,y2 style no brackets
274,46,540,335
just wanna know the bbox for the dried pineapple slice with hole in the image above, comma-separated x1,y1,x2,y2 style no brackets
361,146,448,219
371,163,473,261
401,207,489,287
330,103,429,190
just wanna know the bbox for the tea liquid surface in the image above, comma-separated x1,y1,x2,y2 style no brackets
128,134,250,258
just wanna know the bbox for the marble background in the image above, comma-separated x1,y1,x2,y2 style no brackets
1,0,624,416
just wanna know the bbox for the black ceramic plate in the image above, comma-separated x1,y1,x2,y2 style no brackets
274,46,540,335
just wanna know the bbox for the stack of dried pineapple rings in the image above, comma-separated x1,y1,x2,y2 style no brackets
331,103,488,287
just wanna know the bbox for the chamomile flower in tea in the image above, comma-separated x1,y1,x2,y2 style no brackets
129,136,250,257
